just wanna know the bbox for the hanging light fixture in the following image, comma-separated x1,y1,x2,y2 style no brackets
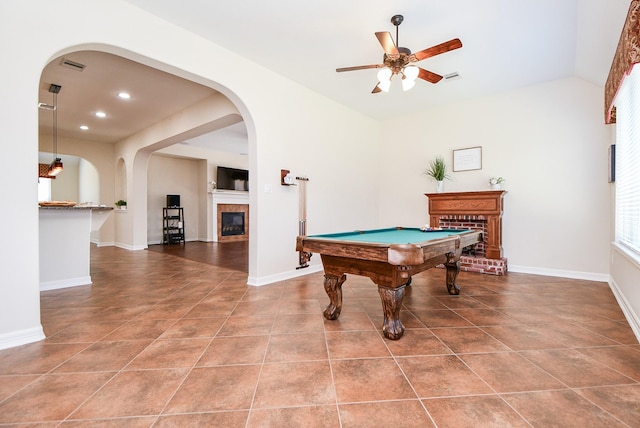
375,64,419,93
48,83,63,177
376,68,393,92
402,65,419,91
337,14,463,94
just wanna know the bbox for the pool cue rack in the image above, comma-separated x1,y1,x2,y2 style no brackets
296,175,311,269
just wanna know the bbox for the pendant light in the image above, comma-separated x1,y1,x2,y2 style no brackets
48,83,63,176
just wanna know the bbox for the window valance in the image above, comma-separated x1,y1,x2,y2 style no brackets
605,0,640,124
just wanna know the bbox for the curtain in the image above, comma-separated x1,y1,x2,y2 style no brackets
605,0,640,124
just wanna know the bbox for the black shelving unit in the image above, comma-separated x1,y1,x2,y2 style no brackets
163,207,185,244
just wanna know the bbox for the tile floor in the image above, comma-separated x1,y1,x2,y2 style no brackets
0,242,639,427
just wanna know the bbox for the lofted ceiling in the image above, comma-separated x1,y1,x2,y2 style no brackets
123,0,629,118
39,1,629,154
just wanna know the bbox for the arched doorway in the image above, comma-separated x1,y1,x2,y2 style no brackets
38,48,255,274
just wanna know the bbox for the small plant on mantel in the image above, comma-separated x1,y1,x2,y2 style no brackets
424,156,451,193
115,199,127,209
424,156,451,182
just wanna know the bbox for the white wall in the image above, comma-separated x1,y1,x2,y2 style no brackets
50,160,79,202
157,143,249,242
378,77,611,280
610,247,640,338
147,154,200,244
0,0,379,348
40,134,117,246
78,159,100,205
113,94,242,251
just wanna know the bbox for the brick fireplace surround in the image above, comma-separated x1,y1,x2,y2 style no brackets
425,190,507,275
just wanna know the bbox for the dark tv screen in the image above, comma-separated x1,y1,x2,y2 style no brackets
216,166,249,191
166,194,180,207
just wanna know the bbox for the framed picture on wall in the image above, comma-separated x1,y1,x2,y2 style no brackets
453,146,482,172
609,144,615,183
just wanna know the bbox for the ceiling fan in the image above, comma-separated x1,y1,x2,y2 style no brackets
336,14,462,93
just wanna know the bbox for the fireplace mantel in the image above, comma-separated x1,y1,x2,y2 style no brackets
211,191,249,242
211,191,249,205
425,190,507,272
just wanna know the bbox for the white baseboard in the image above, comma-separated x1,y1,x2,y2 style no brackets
609,277,640,342
0,326,45,350
146,239,198,246
250,263,608,287
114,243,148,251
508,264,608,282
40,276,92,291
247,264,323,286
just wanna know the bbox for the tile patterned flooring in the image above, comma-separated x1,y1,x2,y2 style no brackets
1,242,639,427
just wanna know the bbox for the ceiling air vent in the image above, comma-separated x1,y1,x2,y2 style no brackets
444,72,460,81
59,58,86,72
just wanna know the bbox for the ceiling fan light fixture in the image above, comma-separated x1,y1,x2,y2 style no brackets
403,65,419,81
377,67,392,82
377,79,391,93
335,14,462,94
402,77,416,91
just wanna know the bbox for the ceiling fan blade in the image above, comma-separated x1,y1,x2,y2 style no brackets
372,84,382,94
417,67,443,83
375,32,399,55
336,64,384,72
412,38,463,62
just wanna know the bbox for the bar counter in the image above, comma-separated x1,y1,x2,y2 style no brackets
39,206,113,290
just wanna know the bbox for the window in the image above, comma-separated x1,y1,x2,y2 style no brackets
38,177,52,202
615,66,640,255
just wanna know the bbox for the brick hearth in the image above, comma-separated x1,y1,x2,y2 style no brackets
425,191,507,275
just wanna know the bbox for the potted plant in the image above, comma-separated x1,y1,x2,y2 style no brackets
115,199,127,210
424,156,450,192
489,177,505,190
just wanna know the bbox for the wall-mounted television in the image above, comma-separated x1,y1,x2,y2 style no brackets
216,166,249,191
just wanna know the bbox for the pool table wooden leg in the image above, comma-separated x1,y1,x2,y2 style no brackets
378,285,406,340
444,252,461,295
323,274,346,320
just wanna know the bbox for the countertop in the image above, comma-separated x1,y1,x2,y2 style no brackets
39,205,114,211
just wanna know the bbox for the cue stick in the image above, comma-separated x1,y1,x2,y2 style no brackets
296,176,311,269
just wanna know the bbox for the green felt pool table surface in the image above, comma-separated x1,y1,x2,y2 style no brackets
308,227,470,245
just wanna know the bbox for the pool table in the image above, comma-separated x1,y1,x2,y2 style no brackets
296,227,482,340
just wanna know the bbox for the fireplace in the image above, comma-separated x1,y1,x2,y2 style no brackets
425,190,507,275
221,212,245,236
437,216,488,258
216,203,249,242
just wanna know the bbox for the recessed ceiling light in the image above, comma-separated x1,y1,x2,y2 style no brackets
95,111,106,118
80,125,89,130
118,92,130,99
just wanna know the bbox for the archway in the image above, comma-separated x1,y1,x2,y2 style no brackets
38,47,256,274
